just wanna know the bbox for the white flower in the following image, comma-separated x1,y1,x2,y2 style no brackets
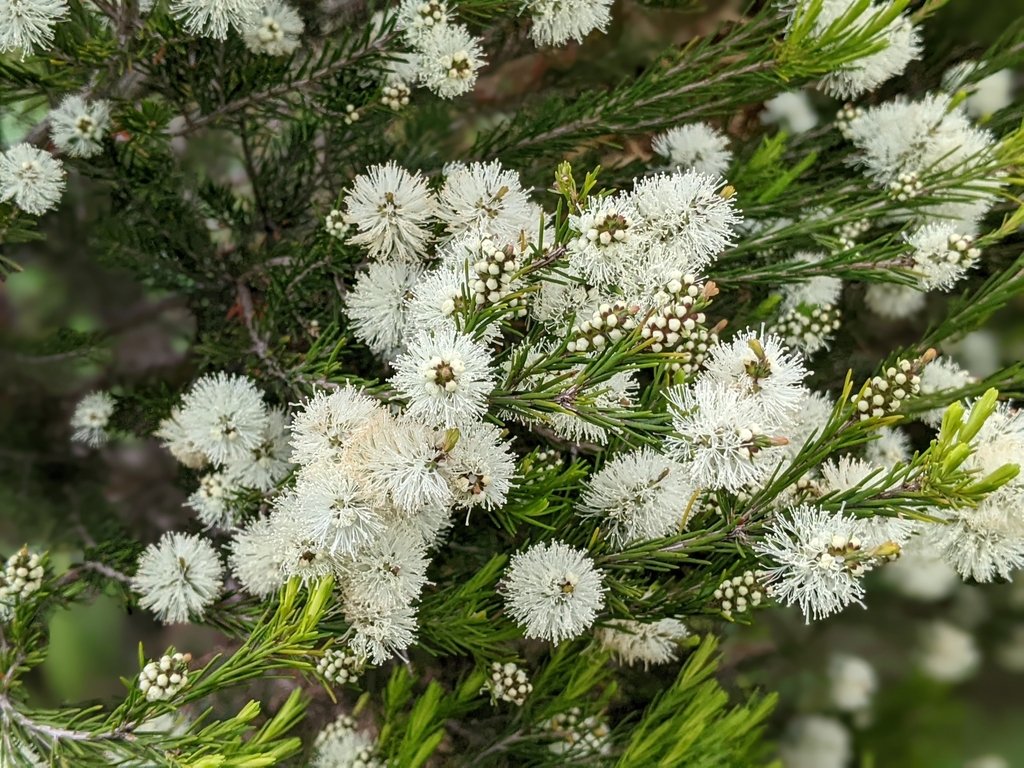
186,470,239,528
965,401,1024,502
0,144,64,215
905,222,981,291
628,170,740,278
405,265,499,340
242,0,303,56
864,282,926,320
49,96,110,158
596,618,689,668
922,500,1024,582
390,326,495,429
755,503,908,622
416,23,485,99
437,161,536,242
224,405,293,490
170,0,262,39
133,532,224,624
779,253,843,311
156,407,210,469
340,528,429,613
918,620,979,683
865,426,911,469
342,162,436,262
0,0,68,56
882,534,960,602
579,448,694,547
175,372,269,466
346,602,418,664
447,421,516,511
503,541,606,644
526,0,613,47
779,715,851,768
828,654,876,712
293,461,385,556
781,389,834,462
700,329,807,427
269,493,342,584
653,123,733,178
665,379,785,493
138,652,191,703
0,548,46,618
70,390,115,447
312,713,383,768
289,387,384,466
483,660,533,706
819,456,887,496
347,260,425,359
760,91,819,133
944,62,1015,118
918,355,972,428
228,515,287,598
396,0,450,44
566,194,639,285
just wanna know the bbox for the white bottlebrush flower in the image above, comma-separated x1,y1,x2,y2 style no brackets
755,503,908,622
781,389,834,462
666,378,786,493
526,0,613,47
49,96,110,158
918,620,979,683
700,329,808,427
595,617,689,668
652,124,733,178
347,260,424,359
346,602,418,664
778,715,851,768
922,501,1024,582
340,528,430,613
396,0,450,44
863,282,926,320
882,534,960,602
404,265,503,344
242,0,303,56
133,532,224,624
269,493,342,584
156,407,210,469
170,0,261,40
779,253,843,311
759,91,819,133
865,426,911,469
293,461,385,556
828,654,876,712
70,390,115,447
628,170,740,279
503,541,606,644
905,222,981,291
965,401,1024,502
447,421,516,511
437,161,536,242
390,326,496,430
416,23,485,99
228,515,287,598
0,0,68,56
342,162,436,262
289,387,384,466
579,448,694,548
917,355,972,428
820,7,920,99
224,405,293,490
186,470,239,528
0,143,65,215
175,372,269,466
566,194,639,285
819,456,887,496
312,713,383,768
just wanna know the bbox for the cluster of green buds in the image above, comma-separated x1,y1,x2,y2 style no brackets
852,350,935,420
889,171,923,202
836,103,864,139
469,234,527,317
139,651,191,702
0,547,46,615
567,300,638,353
712,570,768,619
642,273,721,373
317,644,366,686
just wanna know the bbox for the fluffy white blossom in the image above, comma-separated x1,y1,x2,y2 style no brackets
416,23,485,99
342,162,436,262
70,390,115,447
781,389,834,462
828,654,876,712
292,462,384,556
228,515,287,598
917,355,972,428
347,260,424,359
269,493,342,584
504,541,606,644
579,449,694,547
566,194,639,285
224,405,292,490
133,532,224,624
346,602,418,664
170,0,262,39
50,96,110,158
882,534,960,602
526,0,613,47
186,470,239,528
289,387,383,466
396,0,451,44
779,253,843,311
779,715,851,768
175,372,269,466
447,421,516,511
437,161,536,242
905,222,981,291
156,407,210,469
340,528,429,613
312,714,383,768
666,378,786,493
760,91,819,133
922,501,1024,582
0,0,68,56
864,282,926,320
755,503,908,622
819,456,887,496
242,0,303,56
0,143,65,215
391,326,496,429
918,620,979,683
653,123,733,178
865,426,911,469
595,617,689,668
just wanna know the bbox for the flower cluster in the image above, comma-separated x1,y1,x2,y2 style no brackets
482,661,533,706
70,391,116,447
0,548,46,619
138,652,192,702
312,714,383,768
317,645,366,687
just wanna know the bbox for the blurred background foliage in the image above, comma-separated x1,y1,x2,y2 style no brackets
3,0,1024,765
